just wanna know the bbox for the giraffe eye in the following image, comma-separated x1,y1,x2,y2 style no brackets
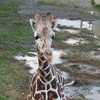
35,35,39,40
51,35,55,39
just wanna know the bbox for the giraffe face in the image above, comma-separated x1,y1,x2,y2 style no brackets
34,26,55,54
30,13,56,59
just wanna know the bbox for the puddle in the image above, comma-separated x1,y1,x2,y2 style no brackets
54,19,100,39
86,86,100,100
14,50,69,79
61,71,69,80
97,48,100,50
57,29,80,34
89,51,100,59
52,49,64,64
89,11,94,15
63,62,100,99
14,52,38,73
65,86,100,100
63,38,89,45
14,49,65,73
62,29,79,34
53,19,92,33
54,19,91,29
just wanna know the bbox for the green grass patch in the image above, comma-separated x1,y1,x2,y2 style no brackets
61,54,100,66
58,24,79,30
38,0,69,6
0,96,11,100
53,29,98,51
52,31,71,49
91,0,100,9
0,1,34,54
73,41,99,51
0,1,33,99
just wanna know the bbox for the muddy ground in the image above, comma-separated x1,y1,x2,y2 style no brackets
16,0,100,20
1,0,100,20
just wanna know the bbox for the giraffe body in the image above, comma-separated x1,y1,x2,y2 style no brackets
27,13,67,100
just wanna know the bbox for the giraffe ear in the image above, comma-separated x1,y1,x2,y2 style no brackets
35,14,42,25
29,19,36,32
52,20,56,29
45,12,54,23
45,13,57,29
51,19,58,30
45,12,55,27
29,14,42,32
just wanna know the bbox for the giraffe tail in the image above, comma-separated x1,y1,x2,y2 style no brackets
64,80,76,87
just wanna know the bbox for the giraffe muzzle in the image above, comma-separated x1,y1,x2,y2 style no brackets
44,49,52,56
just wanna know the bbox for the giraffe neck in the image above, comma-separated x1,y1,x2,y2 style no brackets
27,49,66,100
37,51,54,82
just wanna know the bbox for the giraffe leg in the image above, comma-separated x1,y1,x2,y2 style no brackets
63,96,67,100
61,93,67,100
63,99,67,100
27,90,32,100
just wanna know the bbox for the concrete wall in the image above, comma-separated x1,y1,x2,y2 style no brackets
94,0,100,4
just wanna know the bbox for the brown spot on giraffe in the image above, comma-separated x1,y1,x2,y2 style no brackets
37,78,45,91
48,90,58,99
51,78,57,89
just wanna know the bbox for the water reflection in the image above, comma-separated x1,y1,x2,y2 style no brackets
89,50,100,59
54,19,92,31
63,38,89,45
54,19,100,39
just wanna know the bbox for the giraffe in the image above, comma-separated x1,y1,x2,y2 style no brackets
27,13,67,100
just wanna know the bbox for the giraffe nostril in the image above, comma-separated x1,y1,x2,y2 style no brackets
45,49,52,56
41,53,43,56
48,51,52,56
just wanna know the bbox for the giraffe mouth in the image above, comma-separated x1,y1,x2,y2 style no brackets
39,48,52,58
43,49,52,56
42,49,53,62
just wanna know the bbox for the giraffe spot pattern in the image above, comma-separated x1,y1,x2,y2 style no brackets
51,78,57,89
48,90,58,99
37,78,45,91
47,84,50,90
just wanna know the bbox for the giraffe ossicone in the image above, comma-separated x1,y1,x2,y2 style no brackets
27,13,67,100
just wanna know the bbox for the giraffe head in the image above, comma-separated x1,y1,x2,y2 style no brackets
29,13,56,62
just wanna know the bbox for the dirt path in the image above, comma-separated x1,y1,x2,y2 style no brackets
17,0,100,20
